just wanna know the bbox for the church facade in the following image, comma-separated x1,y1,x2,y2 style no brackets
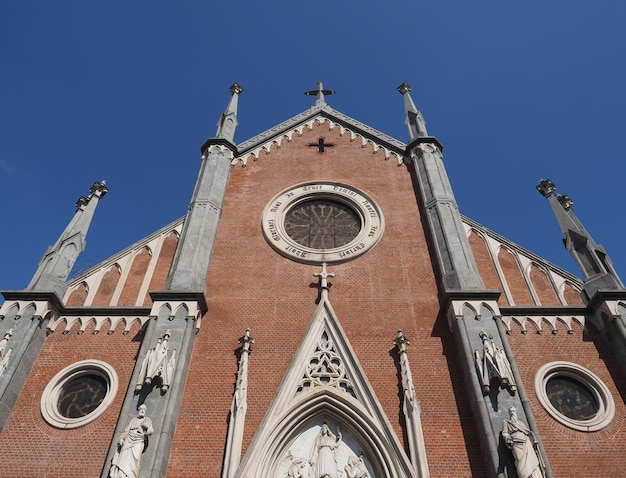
1,83,625,478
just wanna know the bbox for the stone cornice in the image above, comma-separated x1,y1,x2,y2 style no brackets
200,137,238,154
233,106,407,166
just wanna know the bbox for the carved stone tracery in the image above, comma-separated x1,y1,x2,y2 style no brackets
135,329,176,393
296,331,355,398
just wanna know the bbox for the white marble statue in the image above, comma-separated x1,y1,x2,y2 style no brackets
287,456,309,478
110,404,154,478
136,329,176,393
501,407,544,478
0,329,13,376
344,454,370,478
475,330,517,395
310,424,342,478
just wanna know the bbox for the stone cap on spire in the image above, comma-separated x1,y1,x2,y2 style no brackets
537,178,623,297
305,82,335,107
397,82,428,140
28,180,108,297
215,83,243,143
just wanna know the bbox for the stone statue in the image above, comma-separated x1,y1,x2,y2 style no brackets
0,329,13,376
287,457,308,478
475,330,517,395
310,424,342,478
344,454,370,478
501,407,544,478
110,404,154,478
136,329,176,393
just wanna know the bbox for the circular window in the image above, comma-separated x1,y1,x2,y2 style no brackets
41,360,118,429
262,182,384,264
535,362,614,432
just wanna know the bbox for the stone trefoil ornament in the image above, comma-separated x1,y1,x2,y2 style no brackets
110,404,154,478
474,329,516,395
136,329,176,394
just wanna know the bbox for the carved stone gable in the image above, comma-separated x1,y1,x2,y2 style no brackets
235,292,417,478
296,331,356,398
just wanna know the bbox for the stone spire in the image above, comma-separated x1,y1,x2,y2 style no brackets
304,81,335,107
215,83,243,143
165,85,242,294
400,83,484,291
397,82,428,140
537,179,623,298
28,180,108,297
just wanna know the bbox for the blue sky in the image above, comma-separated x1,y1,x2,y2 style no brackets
2,1,625,290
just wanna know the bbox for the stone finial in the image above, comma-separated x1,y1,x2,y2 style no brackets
537,178,624,293
397,82,428,139
557,194,573,210
397,82,412,95
90,180,108,197
75,181,108,211
304,82,335,106
75,196,90,211
28,180,108,295
536,179,556,197
229,83,243,95
215,83,243,142
393,329,410,354
238,328,255,353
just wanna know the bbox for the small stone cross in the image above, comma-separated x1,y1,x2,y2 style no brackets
308,137,335,154
314,262,335,290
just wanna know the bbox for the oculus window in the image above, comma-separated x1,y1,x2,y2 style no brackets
262,182,384,264
41,360,118,429
535,362,614,432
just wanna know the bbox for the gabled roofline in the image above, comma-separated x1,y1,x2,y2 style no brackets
461,214,583,286
66,216,185,287
236,104,407,156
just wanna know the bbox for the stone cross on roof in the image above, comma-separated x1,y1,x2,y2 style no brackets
305,81,335,106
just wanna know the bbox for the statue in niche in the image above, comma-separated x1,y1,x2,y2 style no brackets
310,424,342,478
136,329,176,393
474,329,517,395
501,407,544,478
0,329,13,376
110,404,154,478
344,454,370,478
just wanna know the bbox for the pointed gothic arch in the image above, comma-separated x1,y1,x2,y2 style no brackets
237,386,415,478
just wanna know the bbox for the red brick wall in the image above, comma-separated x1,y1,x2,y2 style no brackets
66,281,88,306
92,264,121,306
564,282,585,306
498,247,534,305
508,325,626,476
118,247,151,306
143,232,178,306
168,124,484,476
469,230,509,306
529,264,560,306
0,320,144,477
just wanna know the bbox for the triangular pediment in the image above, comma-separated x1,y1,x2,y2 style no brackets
235,292,416,478
233,105,408,166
